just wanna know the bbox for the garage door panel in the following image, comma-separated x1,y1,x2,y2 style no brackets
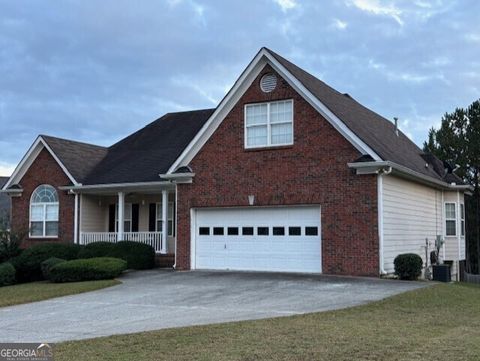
194,206,321,273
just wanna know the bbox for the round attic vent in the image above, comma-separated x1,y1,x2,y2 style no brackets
260,73,277,93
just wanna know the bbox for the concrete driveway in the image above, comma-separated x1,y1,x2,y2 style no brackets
0,270,427,342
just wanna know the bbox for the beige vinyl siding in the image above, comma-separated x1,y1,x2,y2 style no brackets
80,195,107,232
443,192,465,261
382,175,442,274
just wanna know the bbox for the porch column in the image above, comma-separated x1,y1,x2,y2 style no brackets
73,193,79,244
118,192,125,241
161,190,168,254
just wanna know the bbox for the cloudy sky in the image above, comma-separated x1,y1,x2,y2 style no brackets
1,0,479,176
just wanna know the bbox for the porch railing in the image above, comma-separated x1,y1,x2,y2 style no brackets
79,232,163,253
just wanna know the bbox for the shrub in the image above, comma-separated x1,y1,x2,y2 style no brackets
41,257,65,279
78,242,117,259
12,243,83,282
78,241,155,270
0,262,16,287
48,257,127,283
112,241,155,270
0,229,26,263
394,253,423,280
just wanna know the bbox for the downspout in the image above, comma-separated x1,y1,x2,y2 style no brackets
173,183,178,269
377,166,392,275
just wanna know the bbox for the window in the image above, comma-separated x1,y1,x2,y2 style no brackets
245,100,293,148
461,204,465,237
156,202,175,236
305,227,318,236
289,227,301,236
199,227,210,235
213,227,224,235
242,227,254,235
273,227,285,236
116,203,132,232
30,185,59,237
257,227,269,236
445,203,456,236
227,227,239,235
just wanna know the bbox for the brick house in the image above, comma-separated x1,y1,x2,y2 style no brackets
1,48,470,278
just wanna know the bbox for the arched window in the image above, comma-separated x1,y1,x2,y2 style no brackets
30,185,59,237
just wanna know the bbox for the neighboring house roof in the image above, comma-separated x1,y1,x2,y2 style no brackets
266,48,445,182
41,135,108,183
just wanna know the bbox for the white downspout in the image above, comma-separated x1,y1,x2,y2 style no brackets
173,183,178,269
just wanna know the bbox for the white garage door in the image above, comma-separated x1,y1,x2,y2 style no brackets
193,206,321,273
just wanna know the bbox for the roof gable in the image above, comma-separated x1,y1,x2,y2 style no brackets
2,136,80,190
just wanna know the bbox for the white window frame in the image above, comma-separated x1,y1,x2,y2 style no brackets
29,185,59,238
115,203,132,233
244,99,294,149
445,202,457,237
156,201,174,236
460,203,465,237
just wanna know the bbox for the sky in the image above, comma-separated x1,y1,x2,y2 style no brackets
0,0,479,176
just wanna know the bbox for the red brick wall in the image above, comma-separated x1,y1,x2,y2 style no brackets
176,65,379,276
11,148,75,247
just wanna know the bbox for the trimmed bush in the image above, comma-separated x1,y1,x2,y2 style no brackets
0,262,16,287
48,257,127,283
394,253,423,280
112,241,155,270
78,241,155,270
41,257,65,279
11,243,83,282
78,242,117,259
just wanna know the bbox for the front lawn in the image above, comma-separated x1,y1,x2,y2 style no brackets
0,280,120,308
56,283,480,361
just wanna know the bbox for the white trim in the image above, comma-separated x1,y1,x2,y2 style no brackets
3,136,79,190
441,191,446,260
190,208,197,270
349,161,473,191
29,185,60,238
167,48,381,174
117,192,125,241
59,181,172,192
457,191,462,261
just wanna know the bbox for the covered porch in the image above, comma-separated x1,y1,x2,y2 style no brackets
70,182,176,255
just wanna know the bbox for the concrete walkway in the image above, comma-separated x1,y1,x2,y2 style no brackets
0,270,428,342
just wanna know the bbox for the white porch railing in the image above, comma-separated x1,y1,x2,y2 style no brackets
80,232,163,253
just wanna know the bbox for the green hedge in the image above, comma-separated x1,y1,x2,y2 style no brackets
0,262,16,287
78,242,117,259
41,257,65,280
11,243,83,282
79,241,155,270
48,257,127,283
394,253,423,280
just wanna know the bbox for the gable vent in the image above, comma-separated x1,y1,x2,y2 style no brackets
260,73,277,93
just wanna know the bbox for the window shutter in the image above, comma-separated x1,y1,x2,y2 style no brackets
108,204,115,232
149,203,156,232
132,204,139,232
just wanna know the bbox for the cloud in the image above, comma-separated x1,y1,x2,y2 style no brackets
348,0,404,25
273,0,298,12
332,18,348,30
0,162,14,177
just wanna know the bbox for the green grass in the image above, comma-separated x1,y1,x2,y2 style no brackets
56,283,480,361
0,279,121,308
